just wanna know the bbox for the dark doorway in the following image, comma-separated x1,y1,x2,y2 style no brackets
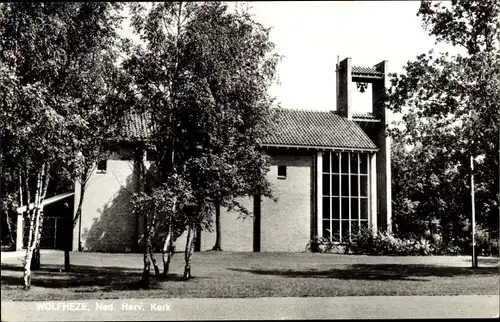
22,196,74,250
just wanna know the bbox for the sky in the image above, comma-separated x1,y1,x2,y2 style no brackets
245,1,463,117
121,1,463,120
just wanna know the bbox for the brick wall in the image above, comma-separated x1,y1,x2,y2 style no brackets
74,160,138,252
76,147,315,253
261,150,313,252
199,197,254,252
177,150,314,253
171,197,254,252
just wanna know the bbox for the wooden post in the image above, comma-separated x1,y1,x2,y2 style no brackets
253,194,261,252
0,138,3,243
470,155,478,268
212,203,222,251
195,227,201,252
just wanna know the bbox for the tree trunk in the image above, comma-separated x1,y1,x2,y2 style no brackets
23,165,43,289
141,234,152,288
212,202,222,251
31,211,44,270
16,175,24,248
0,138,14,247
65,177,87,272
253,194,261,252
149,242,160,277
72,177,86,228
24,167,31,215
63,244,71,272
141,210,160,287
183,225,196,280
141,212,152,287
23,163,50,289
162,197,177,277
0,150,15,247
23,206,42,286
162,222,175,277
134,148,147,252
22,208,37,288
149,212,160,277
2,210,15,247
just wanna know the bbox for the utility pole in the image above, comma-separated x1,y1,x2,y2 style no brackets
0,138,3,210
0,138,3,245
470,155,478,268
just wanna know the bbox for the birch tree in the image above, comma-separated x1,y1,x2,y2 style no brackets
177,2,279,251
0,2,127,288
126,1,279,282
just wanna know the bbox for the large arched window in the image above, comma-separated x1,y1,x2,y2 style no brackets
322,151,369,242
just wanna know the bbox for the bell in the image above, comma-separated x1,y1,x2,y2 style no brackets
356,82,368,93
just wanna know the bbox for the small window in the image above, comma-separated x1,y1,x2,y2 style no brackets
97,160,107,173
277,165,287,179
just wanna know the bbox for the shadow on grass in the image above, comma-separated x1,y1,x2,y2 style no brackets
229,264,500,281
0,263,198,291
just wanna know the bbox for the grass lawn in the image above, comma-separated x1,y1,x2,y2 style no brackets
1,250,498,301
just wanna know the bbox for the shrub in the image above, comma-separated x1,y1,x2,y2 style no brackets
443,229,500,256
347,230,436,256
306,228,437,256
474,229,499,257
307,227,500,256
306,236,346,254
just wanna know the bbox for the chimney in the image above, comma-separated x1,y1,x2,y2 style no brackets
336,57,352,120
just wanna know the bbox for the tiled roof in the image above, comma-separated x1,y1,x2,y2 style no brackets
352,66,383,76
120,112,153,140
352,111,381,120
122,109,378,151
263,109,377,150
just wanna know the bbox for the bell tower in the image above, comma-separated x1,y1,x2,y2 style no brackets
336,57,392,232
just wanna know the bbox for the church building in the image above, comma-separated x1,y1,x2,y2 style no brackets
70,57,392,252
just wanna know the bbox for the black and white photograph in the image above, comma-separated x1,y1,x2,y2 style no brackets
0,1,499,320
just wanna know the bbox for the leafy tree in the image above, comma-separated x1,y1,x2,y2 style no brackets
0,2,127,288
126,1,279,282
132,174,196,285
171,1,278,250
388,0,499,251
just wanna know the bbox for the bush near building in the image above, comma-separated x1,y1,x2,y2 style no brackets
307,227,499,257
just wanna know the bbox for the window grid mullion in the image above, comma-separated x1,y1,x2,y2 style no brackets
329,151,332,242
348,152,351,243
358,152,361,231
367,153,370,230
338,152,342,242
